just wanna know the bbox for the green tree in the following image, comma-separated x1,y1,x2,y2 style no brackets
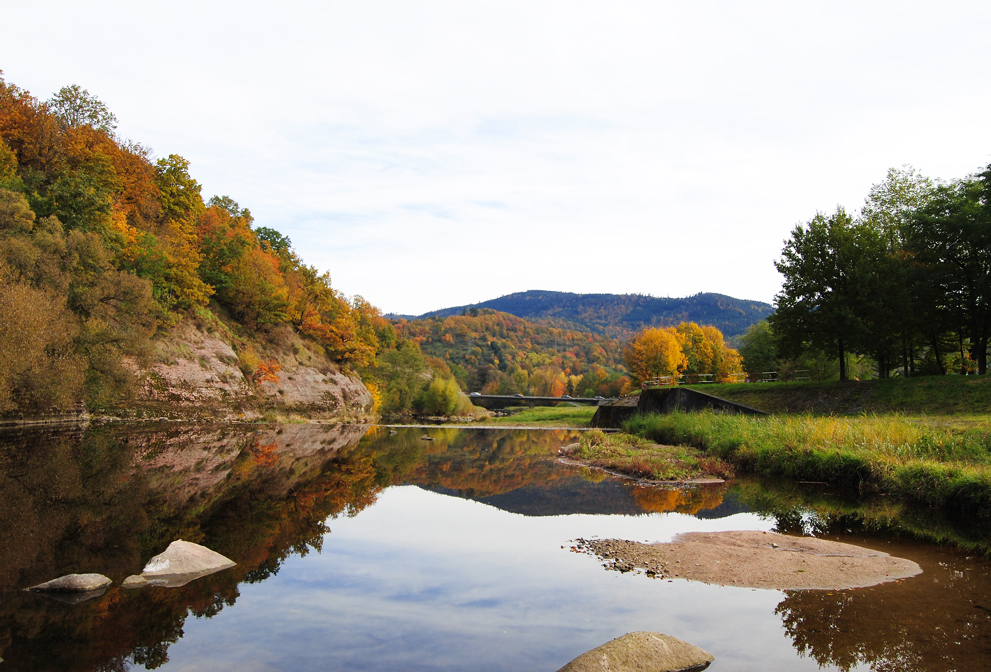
46,85,118,134
904,170,991,374
207,195,253,224
739,320,777,374
771,208,881,381
861,166,937,375
376,341,428,413
421,377,461,415
255,226,291,255
155,155,204,224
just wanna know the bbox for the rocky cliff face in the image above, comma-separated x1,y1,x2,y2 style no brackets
125,318,373,422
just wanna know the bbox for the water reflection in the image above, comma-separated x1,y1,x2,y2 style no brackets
0,424,988,671
732,479,991,671
0,422,376,670
776,544,991,671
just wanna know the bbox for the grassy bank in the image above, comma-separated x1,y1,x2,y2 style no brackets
625,411,991,513
566,430,733,481
685,375,991,416
480,406,596,427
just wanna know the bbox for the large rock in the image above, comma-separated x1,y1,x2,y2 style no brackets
26,573,112,593
557,632,713,672
141,540,236,588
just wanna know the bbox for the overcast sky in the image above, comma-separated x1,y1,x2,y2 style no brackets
3,1,990,315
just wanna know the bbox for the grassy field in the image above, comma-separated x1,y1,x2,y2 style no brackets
624,411,991,513
684,375,991,416
479,405,597,427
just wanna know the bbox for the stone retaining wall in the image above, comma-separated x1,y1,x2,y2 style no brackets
591,387,767,428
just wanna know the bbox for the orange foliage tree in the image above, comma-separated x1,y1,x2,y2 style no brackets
623,326,686,385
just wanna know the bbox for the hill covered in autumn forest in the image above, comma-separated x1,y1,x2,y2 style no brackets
412,290,774,340
393,309,630,397
0,74,386,420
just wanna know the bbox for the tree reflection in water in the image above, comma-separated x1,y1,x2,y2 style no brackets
0,422,377,670
734,477,991,671
2,425,990,671
775,544,991,671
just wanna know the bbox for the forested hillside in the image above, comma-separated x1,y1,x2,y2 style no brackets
393,309,630,397
0,74,389,416
417,290,773,340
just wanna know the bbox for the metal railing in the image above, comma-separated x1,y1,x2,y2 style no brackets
642,370,812,388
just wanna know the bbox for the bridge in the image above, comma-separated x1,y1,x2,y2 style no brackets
468,394,617,410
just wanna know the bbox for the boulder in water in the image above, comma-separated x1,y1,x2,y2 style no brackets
26,573,112,593
122,575,148,589
141,540,236,587
557,631,713,672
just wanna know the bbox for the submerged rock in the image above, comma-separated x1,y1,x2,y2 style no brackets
557,631,713,672
26,573,112,593
122,575,148,589
141,540,236,587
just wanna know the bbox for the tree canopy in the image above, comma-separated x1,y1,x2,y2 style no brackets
770,163,991,378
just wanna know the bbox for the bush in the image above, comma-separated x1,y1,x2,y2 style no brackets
421,377,461,416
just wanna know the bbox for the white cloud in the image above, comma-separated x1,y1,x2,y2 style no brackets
4,0,990,313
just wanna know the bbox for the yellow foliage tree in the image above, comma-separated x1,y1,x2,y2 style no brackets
677,322,715,375
623,327,686,385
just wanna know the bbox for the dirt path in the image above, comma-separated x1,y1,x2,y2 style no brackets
575,530,922,590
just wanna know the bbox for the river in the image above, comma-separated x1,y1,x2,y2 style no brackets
1,423,989,670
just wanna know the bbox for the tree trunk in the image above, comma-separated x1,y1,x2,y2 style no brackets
960,331,967,375
838,338,847,381
930,334,946,375
902,337,909,377
976,332,988,375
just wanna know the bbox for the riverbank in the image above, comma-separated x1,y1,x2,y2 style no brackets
622,411,991,514
477,406,597,428
684,375,991,416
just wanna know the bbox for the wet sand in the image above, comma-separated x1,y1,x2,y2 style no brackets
575,530,922,590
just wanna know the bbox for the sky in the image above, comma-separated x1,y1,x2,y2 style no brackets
3,1,990,315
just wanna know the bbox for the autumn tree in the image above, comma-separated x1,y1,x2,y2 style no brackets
676,322,715,375
624,326,686,385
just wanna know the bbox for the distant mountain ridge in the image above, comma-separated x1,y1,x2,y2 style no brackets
411,290,774,340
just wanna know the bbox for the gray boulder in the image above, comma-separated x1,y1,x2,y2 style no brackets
26,573,112,593
557,632,713,672
141,540,236,587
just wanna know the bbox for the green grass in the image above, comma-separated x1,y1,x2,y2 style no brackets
624,411,991,513
481,406,596,427
567,430,733,481
684,375,991,416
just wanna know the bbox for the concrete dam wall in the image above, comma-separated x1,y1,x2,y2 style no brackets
591,387,767,428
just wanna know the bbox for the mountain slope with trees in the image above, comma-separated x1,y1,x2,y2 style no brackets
0,73,388,419
416,290,773,340
386,309,631,398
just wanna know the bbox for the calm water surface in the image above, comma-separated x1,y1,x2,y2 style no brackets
1,423,990,671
